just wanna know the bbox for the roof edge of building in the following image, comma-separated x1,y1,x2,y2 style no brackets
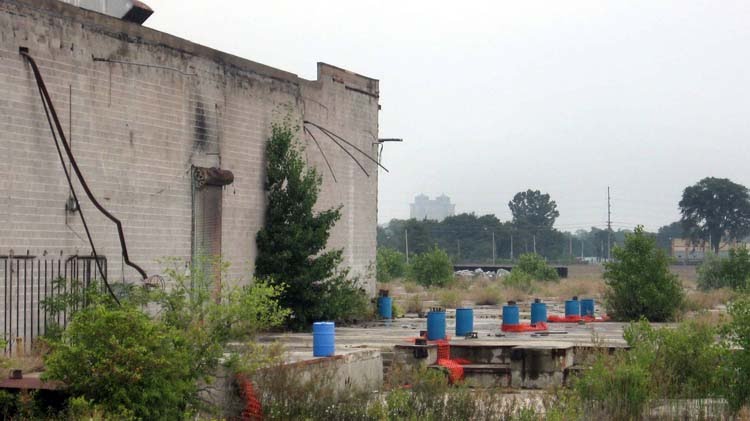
6,0,379,94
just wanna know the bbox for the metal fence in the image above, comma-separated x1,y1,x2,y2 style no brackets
0,252,107,354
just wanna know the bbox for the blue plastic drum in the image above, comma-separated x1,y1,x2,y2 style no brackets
565,297,581,317
313,322,335,357
455,308,474,336
502,302,520,326
378,296,393,319
531,299,547,324
427,310,446,340
580,299,595,317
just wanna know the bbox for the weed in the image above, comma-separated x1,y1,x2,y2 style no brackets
684,288,735,312
438,290,462,309
404,294,424,314
471,284,503,305
503,270,534,294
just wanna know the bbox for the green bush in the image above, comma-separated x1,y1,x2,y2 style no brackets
43,304,196,420
42,257,292,419
574,320,727,420
698,247,750,290
722,294,750,413
409,247,453,287
377,247,407,282
516,253,559,281
697,252,726,290
604,226,684,321
574,353,651,420
623,320,726,399
502,270,534,293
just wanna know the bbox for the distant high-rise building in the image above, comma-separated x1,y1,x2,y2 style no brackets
410,194,455,221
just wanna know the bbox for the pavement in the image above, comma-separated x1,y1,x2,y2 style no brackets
257,306,643,359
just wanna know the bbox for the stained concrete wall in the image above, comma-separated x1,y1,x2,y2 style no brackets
0,0,378,294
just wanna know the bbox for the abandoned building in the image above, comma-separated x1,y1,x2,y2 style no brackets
0,0,380,347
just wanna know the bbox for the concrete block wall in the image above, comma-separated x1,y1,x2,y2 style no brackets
0,0,378,298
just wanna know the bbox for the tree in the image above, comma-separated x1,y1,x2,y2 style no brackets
508,190,559,256
255,120,367,329
408,247,453,287
604,226,684,322
679,177,750,253
655,221,683,252
377,248,407,282
508,189,560,230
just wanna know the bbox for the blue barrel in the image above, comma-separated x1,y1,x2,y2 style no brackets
565,298,581,317
378,296,393,319
531,299,547,324
455,308,474,336
313,322,335,357
502,302,520,326
427,310,446,340
581,299,595,317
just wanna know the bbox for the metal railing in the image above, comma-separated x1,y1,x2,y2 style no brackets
0,252,106,354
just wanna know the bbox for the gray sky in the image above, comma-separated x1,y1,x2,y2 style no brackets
146,0,750,233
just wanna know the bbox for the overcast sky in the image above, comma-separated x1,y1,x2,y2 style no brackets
146,1,750,233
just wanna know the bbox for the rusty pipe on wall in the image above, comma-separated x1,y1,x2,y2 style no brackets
20,48,148,302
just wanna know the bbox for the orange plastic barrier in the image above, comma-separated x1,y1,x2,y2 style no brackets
437,358,465,383
236,374,263,421
547,315,610,323
436,340,451,360
501,322,549,332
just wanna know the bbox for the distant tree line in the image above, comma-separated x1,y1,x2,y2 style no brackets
378,189,629,263
377,216,631,263
380,178,750,263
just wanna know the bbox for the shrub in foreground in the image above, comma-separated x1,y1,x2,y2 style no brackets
574,320,728,419
723,295,750,413
44,304,195,420
604,226,684,321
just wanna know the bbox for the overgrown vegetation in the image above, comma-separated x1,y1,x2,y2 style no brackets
501,269,534,293
722,295,750,412
515,253,560,281
44,303,194,420
697,246,750,290
572,320,729,420
252,361,567,421
376,248,407,282
604,226,684,321
37,257,290,419
408,247,453,287
255,120,370,329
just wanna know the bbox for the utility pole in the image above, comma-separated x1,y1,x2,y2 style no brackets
492,232,496,264
607,186,612,261
404,229,409,264
569,236,573,257
510,234,514,261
